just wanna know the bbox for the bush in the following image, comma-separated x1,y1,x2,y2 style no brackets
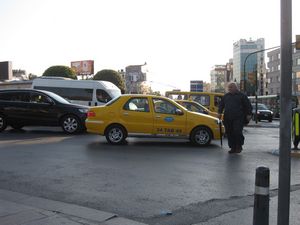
43,66,77,80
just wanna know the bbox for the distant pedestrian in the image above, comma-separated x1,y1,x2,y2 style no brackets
218,82,252,153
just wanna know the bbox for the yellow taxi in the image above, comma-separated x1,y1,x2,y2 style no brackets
85,95,224,146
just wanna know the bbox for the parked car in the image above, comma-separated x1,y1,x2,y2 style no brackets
252,103,274,122
0,89,89,133
85,94,224,146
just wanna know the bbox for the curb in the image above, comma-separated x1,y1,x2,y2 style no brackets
0,189,147,225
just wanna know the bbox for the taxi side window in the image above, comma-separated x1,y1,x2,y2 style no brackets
153,98,178,115
123,98,150,112
187,103,205,113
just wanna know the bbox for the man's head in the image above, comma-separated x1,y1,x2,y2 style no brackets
227,82,238,94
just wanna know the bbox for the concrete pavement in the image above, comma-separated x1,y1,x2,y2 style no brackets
194,188,300,225
0,188,147,225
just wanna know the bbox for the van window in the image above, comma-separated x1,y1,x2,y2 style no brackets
96,89,111,103
0,92,29,102
34,86,93,101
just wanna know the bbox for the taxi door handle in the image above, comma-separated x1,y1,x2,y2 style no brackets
155,115,161,118
123,112,129,116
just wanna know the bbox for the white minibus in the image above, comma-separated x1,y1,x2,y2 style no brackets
32,77,121,106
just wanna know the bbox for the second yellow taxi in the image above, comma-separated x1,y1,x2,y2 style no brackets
85,95,224,146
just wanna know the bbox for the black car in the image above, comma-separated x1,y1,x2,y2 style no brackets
252,103,274,122
0,89,89,133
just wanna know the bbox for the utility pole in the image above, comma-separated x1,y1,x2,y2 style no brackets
277,0,292,224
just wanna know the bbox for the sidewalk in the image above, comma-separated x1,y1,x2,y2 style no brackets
0,189,147,225
246,119,280,128
194,189,300,225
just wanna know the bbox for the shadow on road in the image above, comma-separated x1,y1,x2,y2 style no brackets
0,127,88,141
86,139,222,151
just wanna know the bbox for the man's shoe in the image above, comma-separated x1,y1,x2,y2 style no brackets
236,146,243,153
228,148,236,154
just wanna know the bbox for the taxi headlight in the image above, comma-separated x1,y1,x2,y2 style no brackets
78,108,89,113
215,119,221,125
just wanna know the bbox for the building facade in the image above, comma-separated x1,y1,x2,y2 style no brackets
267,44,300,97
0,61,13,81
210,65,226,93
190,80,203,92
125,63,149,94
233,38,265,95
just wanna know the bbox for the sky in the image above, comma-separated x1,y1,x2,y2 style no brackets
0,0,299,92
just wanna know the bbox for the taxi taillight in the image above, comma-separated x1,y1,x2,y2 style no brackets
87,111,96,117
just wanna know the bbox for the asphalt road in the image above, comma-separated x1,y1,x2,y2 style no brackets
1,121,300,225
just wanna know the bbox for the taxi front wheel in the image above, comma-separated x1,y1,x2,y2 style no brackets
190,126,212,146
105,125,127,145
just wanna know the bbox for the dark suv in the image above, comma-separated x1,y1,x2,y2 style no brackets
0,89,89,133
252,103,274,122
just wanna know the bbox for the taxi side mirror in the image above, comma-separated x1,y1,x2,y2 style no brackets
175,109,184,116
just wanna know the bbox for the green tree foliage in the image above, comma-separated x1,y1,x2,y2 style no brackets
42,66,77,80
93,69,125,93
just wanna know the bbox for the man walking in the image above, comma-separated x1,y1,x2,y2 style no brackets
218,82,252,153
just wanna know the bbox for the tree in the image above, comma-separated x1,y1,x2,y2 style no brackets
93,69,125,93
43,66,77,80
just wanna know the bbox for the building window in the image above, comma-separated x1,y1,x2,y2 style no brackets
278,53,280,59
296,72,300,78
297,58,300,65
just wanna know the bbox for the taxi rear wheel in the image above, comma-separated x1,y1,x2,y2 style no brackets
190,126,212,146
105,125,127,145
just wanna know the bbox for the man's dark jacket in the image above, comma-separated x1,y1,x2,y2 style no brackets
218,91,252,121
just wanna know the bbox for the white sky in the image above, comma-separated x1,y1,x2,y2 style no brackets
0,0,299,92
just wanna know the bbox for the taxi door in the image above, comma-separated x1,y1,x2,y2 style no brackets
119,97,153,134
151,98,186,136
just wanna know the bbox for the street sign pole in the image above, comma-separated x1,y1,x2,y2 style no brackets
277,0,292,224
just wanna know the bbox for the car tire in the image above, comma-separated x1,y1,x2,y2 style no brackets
268,119,272,122
190,126,212,146
61,115,82,134
0,114,7,132
11,123,24,130
105,125,127,145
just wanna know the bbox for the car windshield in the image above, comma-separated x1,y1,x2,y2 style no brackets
42,90,70,104
253,104,269,110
